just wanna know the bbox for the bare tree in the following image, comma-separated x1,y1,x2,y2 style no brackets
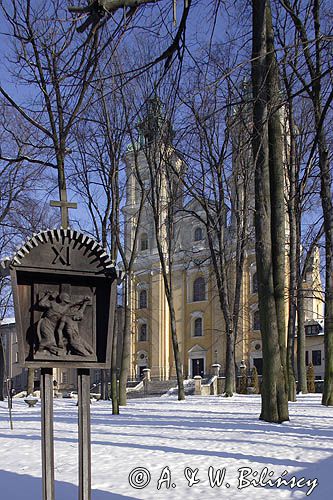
251,0,289,423
279,0,333,407
0,0,139,401
71,59,152,406
0,159,53,399
142,106,186,400
167,34,254,395
72,77,126,403
0,0,131,223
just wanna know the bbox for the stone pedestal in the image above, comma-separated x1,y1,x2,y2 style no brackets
239,362,247,394
211,364,221,377
142,368,151,396
194,375,202,395
217,377,224,395
142,368,151,381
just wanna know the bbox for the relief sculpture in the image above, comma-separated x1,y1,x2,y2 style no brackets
35,290,94,359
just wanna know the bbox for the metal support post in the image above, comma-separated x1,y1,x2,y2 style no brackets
41,368,55,500
78,369,91,500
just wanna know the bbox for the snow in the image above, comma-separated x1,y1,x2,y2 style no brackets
0,317,15,326
0,394,332,499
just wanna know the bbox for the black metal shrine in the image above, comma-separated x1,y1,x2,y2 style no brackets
1,228,117,500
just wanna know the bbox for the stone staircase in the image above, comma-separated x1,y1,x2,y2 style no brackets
146,380,178,395
126,379,198,398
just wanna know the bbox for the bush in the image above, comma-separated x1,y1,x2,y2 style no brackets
307,362,316,393
250,366,260,394
239,369,248,394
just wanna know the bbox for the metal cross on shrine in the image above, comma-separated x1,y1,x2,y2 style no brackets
50,190,77,228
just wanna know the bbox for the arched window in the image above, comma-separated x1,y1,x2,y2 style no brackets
139,323,148,342
140,233,148,251
194,227,203,241
253,310,260,331
193,277,205,302
194,317,203,337
139,289,147,309
252,272,258,294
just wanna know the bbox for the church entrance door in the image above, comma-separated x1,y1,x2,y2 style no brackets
253,358,263,375
192,358,204,377
139,365,147,380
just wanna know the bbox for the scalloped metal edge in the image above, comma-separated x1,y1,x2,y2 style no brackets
0,229,117,275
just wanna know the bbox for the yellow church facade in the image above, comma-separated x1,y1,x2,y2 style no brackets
123,102,323,383
123,147,301,382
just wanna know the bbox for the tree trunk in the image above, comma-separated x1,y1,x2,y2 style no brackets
169,298,185,400
230,212,247,396
224,323,235,396
0,339,4,401
318,128,333,405
296,286,307,393
252,0,289,423
312,6,333,406
266,0,288,388
146,149,185,401
207,229,236,397
111,313,119,414
287,287,297,400
285,90,297,401
119,276,131,406
280,0,333,408
100,369,108,400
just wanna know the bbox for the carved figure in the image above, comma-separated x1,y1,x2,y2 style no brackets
36,291,73,355
35,291,94,358
57,297,94,357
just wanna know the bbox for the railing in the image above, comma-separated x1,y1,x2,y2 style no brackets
193,375,224,396
201,375,218,396
126,381,144,393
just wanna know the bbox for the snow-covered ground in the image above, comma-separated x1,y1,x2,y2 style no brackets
0,394,332,500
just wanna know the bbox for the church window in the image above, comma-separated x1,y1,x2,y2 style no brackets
252,272,258,294
140,233,149,251
61,371,68,384
139,289,147,309
253,310,260,331
139,323,148,342
193,277,206,302
305,324,320,336
194,227,203,241
312,350,321,366
194,317,203,337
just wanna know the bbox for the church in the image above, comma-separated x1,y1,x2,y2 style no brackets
0,98,325,395
122,97,324,382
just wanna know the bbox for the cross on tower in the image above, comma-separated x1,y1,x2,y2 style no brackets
50,190,77,228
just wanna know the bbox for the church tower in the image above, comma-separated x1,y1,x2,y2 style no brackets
123,94,184,380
